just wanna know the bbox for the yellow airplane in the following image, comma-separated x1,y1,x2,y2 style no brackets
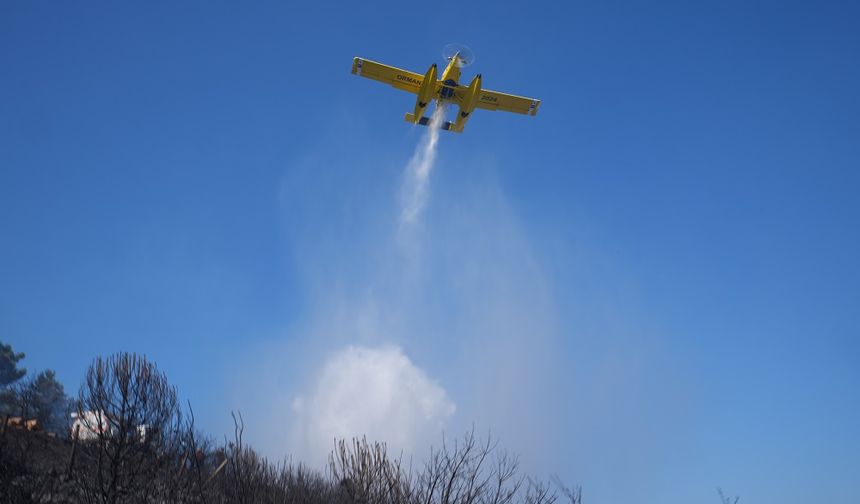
351,52,540,133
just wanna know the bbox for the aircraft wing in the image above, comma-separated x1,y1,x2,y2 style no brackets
473,89,541,116
352,57,424,94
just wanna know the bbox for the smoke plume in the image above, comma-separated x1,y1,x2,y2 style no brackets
289,345,455,467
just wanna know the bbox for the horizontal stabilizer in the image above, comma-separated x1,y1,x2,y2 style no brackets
404,113,462,133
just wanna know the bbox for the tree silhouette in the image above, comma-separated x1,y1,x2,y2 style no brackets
72,352,183,503
24,370,70,433
0,340,26,388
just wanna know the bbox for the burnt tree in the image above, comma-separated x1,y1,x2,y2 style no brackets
72,353,184,504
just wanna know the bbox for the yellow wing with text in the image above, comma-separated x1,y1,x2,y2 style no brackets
475,89,541,116
351,57,425,94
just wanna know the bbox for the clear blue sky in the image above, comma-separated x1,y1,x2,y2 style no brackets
2,1,859,502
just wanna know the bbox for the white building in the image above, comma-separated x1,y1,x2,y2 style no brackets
70,410,111,440
70,411,150,442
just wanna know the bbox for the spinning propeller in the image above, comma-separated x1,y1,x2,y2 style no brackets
442,43,475,68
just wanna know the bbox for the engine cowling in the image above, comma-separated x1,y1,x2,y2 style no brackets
452,74,482,132
412,63,438,122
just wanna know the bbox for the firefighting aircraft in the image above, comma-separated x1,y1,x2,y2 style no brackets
351,51,540,133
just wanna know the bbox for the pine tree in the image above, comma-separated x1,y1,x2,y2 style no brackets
0,340,26,387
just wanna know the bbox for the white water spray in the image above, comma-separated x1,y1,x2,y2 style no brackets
399,104,446,224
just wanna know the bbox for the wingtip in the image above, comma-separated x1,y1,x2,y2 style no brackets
351,57,364,76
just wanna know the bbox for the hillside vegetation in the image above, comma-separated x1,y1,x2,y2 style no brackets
1,343,581,504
